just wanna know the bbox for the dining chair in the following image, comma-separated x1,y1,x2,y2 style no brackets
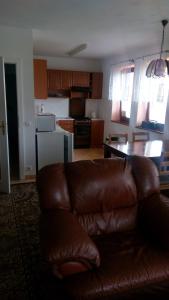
159,151,169,190
132,131,149,142
108,133,128,143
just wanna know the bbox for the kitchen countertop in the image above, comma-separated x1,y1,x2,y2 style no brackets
56,117,74,120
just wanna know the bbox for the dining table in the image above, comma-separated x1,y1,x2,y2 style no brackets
104,139,169,167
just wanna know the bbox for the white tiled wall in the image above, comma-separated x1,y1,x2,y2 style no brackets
35,98,69,117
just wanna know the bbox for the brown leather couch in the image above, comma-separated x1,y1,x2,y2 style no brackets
37,156,169,300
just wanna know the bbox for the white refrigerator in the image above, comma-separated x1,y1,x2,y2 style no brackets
36,128,73,171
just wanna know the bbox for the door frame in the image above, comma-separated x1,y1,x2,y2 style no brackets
4,58,25,180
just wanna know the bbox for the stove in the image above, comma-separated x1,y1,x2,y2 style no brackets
74,117,91,148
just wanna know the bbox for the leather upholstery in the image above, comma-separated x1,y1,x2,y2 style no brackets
37,156,169,299
40,210,100,278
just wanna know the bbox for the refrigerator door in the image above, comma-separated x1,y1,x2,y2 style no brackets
64,132,73,162
36,131,73,171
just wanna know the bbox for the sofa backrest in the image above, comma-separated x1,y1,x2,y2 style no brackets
37,156,159,236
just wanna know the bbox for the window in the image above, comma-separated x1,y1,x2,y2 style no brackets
136,59,169,132
120,67,134,119
109,63,134,125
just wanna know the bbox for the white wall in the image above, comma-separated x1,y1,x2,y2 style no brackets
0,25,35,177
34,55,102,72
99,49,169,141
35,98,69,117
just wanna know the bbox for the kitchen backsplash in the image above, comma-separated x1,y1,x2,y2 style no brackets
35,98,69,117
35,98,99,118
85,99,99,118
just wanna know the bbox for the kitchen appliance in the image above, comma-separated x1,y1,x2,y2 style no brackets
36,114,73,171
69,97,91,148
36,128,73,171
36,113,56,132
74,117,91,148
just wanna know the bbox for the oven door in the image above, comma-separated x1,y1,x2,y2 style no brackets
74,123,91,148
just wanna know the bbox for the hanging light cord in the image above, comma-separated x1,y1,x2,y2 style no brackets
160,19,168,59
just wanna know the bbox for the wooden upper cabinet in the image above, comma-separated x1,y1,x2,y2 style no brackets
45,69,102,99
33,59,47,99
47,70,62,90
61,70,73,89
72,71,90,87
47,70,72,90
91,72,103,99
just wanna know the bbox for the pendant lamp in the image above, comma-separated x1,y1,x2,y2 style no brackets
146,19,169,78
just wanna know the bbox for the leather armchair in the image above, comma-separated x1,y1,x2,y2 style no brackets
37,156,169,300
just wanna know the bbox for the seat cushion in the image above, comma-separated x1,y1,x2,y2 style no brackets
66,159,137,235
64,231,169,300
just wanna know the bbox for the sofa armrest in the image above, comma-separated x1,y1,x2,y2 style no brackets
139,194,169,249
40,210,100,278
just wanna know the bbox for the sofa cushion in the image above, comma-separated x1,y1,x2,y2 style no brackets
66,159,137,235
37,163,71,211
64,230,169,300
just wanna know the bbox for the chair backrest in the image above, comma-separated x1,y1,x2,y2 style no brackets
132,131,149,142
159,151,169,190
109,133,128,143
37,157,159,236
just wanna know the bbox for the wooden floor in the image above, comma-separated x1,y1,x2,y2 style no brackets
73,147,104,161
11,148,104,184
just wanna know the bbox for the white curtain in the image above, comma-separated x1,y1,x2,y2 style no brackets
109,56,169,125
108,63,123,102
134,56,169,124
109,62,134,118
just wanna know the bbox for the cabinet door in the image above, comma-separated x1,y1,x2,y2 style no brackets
72,71,90,87
61,70,73,89
58,120,74,133
91,120,104,147
47,70,62,90
34,59,47,99
91,72,103,99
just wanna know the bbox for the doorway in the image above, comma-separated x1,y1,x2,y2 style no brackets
4,63,19,181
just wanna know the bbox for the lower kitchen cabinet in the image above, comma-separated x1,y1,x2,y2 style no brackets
58,119,74,133
91,119,104,148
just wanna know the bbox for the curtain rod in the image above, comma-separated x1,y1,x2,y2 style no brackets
110,49,169,66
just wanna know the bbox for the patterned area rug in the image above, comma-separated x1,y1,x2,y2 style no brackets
0,183,65,300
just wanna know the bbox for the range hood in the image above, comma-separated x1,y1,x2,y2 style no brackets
71,86,92,93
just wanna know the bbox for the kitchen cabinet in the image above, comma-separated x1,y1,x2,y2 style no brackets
90,72,103,99
41,67,102,99
58,119,74,133
72,71,90,87
47,70,62,90
91,119,104,148
33,59,47,99
61,70,73,89
47,70,72,96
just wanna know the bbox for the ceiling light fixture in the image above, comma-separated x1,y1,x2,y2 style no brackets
66,43,87,56
146,19,169,78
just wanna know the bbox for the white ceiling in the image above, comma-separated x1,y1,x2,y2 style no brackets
0,0,169,59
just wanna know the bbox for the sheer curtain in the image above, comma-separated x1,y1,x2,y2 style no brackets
108,63,123,102
109,62,134,119
109,56,169,126
135,56,169,124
